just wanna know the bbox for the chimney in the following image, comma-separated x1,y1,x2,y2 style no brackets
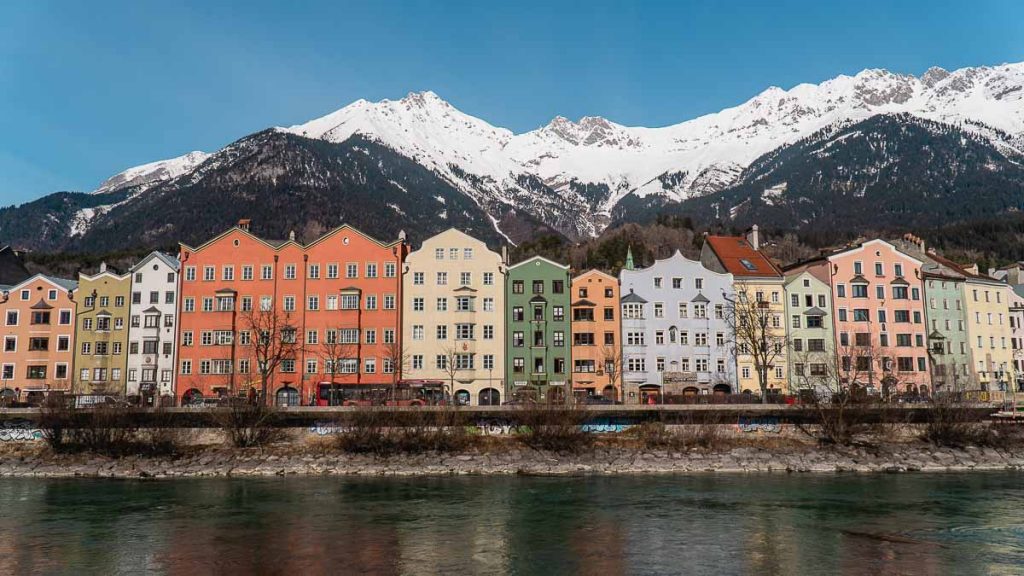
99,262,107,273
288,230,296,242
747,224,760,250
238,219,251,232
501,245,508,265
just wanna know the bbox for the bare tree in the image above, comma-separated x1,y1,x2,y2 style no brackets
724,286,788,403
382,340,410,398
793,343,879,445
437,345,462,405
601,344,623,402
238,305,303,405
315,327,358,405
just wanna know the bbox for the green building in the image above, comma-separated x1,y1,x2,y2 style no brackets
784,270,835,394
506,256,571,402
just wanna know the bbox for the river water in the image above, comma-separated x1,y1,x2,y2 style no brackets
0,472,1022,575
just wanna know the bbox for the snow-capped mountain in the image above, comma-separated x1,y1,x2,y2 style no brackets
2,61,1023,251
277,62,1024,237
94,150,210,194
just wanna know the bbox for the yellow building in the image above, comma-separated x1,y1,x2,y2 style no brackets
700,227,789,395
962,275,1015,393
73,263,132,395
401,229,507,406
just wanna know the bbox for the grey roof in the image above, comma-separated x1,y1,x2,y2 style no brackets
45,275,78,291
691,293,710,303
131,251,180,272
1014,284,1024,299
804,306,828,316
621,291,647,304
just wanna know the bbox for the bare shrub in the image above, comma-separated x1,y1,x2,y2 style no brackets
335,408,470,456
38,402,183,457
632,416,726,451
514,405,592,453
217,402,283,448
920,395,1000,448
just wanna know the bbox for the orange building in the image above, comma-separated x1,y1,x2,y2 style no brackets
0,274,77,402
570,269,621,400
176,220,407,405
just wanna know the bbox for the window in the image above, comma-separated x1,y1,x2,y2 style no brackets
436,325,447,340
460,272,471,286
242,265,254,280
836,284,846,298
203,266,215,281
180,360,192,375
346,263,358,279
412,325,424,340
341,294,359,310
552,280,564,294
366,263,378,278
222,266,234,281
385,262,396,278
365,295,377,310
853,309,869,322
413,297,425,312
627,357,646,372
532,280,544,294
185,266,196,281
513,357,524,373
553,306,564,322
456,297,472,312
483,298,494,312
384,294,395,310
412,355,424,370
483,272,494,285
512,331,524,347
622,303,643,319
435,248,445,260
308,264,320,279
892,286,908,300
483,325,494,339
456,324,474,340
436,297,448,312
894,264,904,277
437,272,448,286
512,280,524,294
284,264,296,280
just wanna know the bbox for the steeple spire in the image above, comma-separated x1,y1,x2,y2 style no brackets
625,245,634,271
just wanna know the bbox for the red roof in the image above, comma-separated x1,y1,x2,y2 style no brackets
705,235,782,278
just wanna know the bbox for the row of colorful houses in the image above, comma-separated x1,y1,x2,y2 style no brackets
2,223,1023,405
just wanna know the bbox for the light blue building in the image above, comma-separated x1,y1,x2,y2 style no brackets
619,251,735,403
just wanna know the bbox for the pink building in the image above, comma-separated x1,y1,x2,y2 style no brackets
785,239,930,396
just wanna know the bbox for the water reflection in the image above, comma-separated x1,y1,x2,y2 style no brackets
0,473,1023,575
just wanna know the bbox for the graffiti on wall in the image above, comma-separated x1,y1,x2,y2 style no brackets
0,419,44,442
737,416,782,434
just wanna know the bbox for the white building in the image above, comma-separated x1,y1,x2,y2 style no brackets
125,252,180,402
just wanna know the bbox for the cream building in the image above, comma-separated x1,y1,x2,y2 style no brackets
402,229,506,406
963,275,1016,394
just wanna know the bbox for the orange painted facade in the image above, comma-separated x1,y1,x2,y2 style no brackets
570,270,621,400
0,275,77,398
176,223,406,404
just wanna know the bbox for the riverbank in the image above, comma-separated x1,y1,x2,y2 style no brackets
3,439,1024,478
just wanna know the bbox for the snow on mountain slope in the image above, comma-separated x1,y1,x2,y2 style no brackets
63,61,1024,243
94,150,210,194
278,62,1024,235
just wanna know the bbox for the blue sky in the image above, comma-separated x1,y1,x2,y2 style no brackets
2,0,1022,205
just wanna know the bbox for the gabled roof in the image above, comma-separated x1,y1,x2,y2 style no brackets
572,269,617,283
850,275,869,284
572,298,596,307
131,251,180,273
508,255,569,270
890,277,910,286
621,290,647,304
691,293,710,303
142,306,162,314
703,236,782,278
30,299,52,310
1,273,77,294
804,306,828,316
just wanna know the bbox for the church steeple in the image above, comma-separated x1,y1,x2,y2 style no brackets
625,245,634,271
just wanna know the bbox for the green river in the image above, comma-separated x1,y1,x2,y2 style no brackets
1,472,1022,575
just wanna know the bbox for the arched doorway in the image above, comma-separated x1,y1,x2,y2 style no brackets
602,385,616,401
478,388,500,406
713,384,731,396
548,387,566,404
455,389,471,406
276,386,299,407
182,388,203,405
639,384,661,405
0,388,15,406
682,386,699,396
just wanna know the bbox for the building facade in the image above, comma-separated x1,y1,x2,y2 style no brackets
126,252,180,402
962,276,1015,394
783,271,835,393
177,221,406,405
73,264,132,395
505,256,571,402
402,229,506,406
570,269,621,401
701,227,788,394
787,240,931,396
619,251,735,404
1010,285,1024,392
0,275,77,401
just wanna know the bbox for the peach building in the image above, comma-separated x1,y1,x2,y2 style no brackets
570,269,621,400
176,220,406,405
0,274,77,401
786,239,930,395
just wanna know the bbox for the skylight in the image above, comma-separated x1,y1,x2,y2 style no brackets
739,258,758,271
